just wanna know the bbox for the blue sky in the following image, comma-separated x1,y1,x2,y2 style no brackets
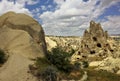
0,0,120,36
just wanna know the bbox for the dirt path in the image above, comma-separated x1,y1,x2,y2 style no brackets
0,53,37,81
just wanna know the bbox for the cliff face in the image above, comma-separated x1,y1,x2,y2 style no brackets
71,21,119,62
81,21,109,54
0,12,46,81
0,12,46,55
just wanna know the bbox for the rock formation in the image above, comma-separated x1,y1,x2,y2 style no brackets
71,21,119,62
0,12,46,81
81,21,108,53
45,36,81,52
45,36,57,51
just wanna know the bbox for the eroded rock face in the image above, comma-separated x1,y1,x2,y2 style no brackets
81,21,108,53
0,11,46,57
0,12,46,81
71,21,119,62
45,36,81,52
45,36,57,51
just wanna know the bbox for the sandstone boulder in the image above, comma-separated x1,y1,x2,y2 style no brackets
45,36,57,51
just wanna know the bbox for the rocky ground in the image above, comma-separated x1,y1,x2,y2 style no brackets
45,36,81,51
46,35,120,81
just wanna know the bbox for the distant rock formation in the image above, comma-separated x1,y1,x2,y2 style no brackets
0,12,46,81
45,36,81,52
81,21,109,53
71,21,119,62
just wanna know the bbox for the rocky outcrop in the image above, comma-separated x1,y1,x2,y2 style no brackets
71,21,119,62
45,36,57,51
0,12,46,55
89,56,120,74
0,12,46,81
70,21,120,75
81,21,108,54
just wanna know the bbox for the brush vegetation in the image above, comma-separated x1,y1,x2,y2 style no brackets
0,49,7,65
32,46,83,81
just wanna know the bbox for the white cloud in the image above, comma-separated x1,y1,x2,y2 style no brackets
9,0,40,5
31,8,41,17
26,0,39,5
41,5,47,10
0,0,32,16
40,0,120,36
48,5,52,8
54,0,65,4
101,16,120,35
32,8,40,13
99,0,120,9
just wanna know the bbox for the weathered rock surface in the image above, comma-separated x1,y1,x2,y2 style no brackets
89,56,120,74
0,12,46,81
45,36,57,51
70,21,120,75
81,21,109,54
71,21,119,62
45,36,81,52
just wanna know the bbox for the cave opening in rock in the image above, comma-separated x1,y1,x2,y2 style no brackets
93,37,97,41
77,58,79,60
110,49,114,52
0,49,7,65
97,43,101,48
90,50,96,54
82,55,87,58
78,51,81,55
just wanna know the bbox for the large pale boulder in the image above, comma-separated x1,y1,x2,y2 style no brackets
0,12,46,55
45,36,57,51
89,57,120,74
0,12,46,81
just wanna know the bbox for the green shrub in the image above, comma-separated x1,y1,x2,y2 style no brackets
0,49,6,64
70,48,75,56
82,61,89,68
35,57,51,71
74,62,81,70
47,47,73,73
40,66,58,81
